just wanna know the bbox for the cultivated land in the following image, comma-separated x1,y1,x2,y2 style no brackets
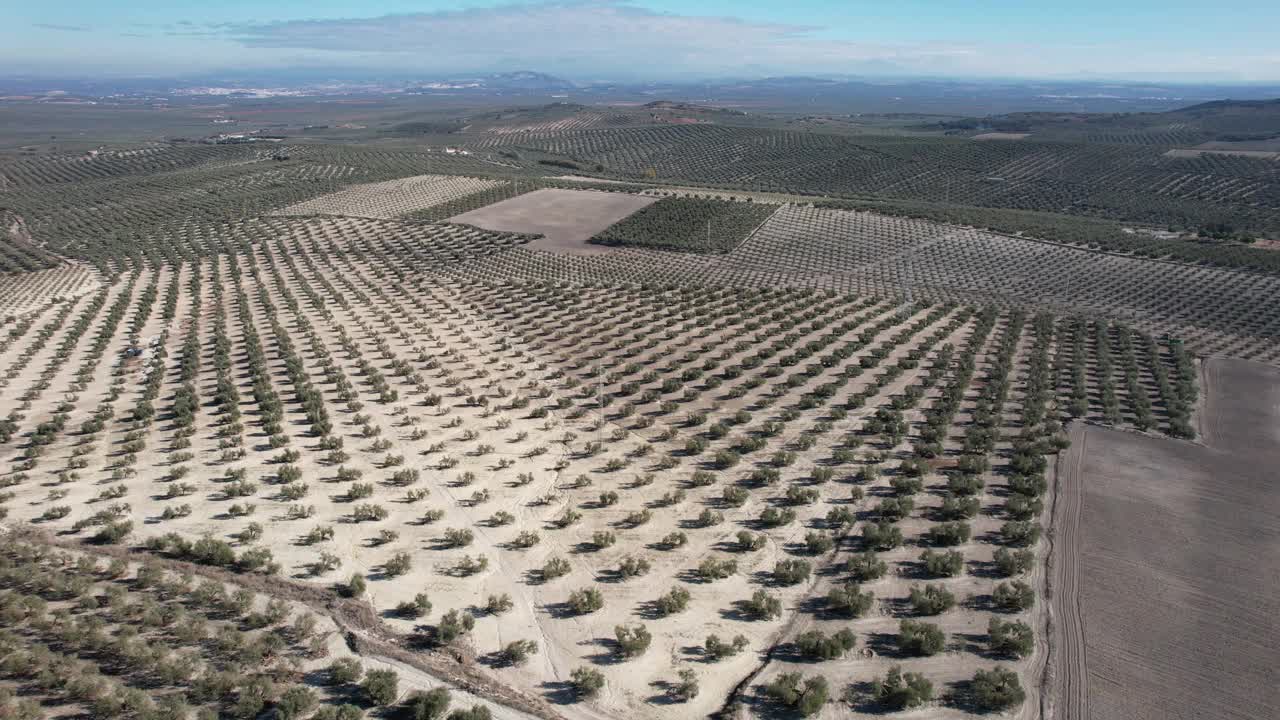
274,174,506,220
1050,358,1280,720
0,96,1275,720
449,188,657,253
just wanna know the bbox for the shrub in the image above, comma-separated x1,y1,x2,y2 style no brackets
803,531,834,555
762,673,828,717
705,633,750,660
619,555,651,579
540,557,571,581
722,486,749,507
696,557,737,581
988,617,1034,657
1000,521,1041,547
947,473,984,496
436,610,475,644
568,588,604,614
993,547,1034,576
908,584,956,615
1005,494,1043,521
795,628,856,661
500,639,538,666
861,521,902,550
352,504,388,522
737,531,767,551
760,507,796,527
315,705,363,720
361,668,399,706
825,506,856,528
671,668,699,702
713,450,740,469
940,494,981,520
847,551,887,581
993,580,1035,611
872,665,933,710
655,587,691,616
486,594,513,615
925,521,971,547
695,509,724,527
396,593,433,619
341,574,366,598
744,589,782,619
890,476,922,495
898,620,945,656
275,687,318,720
570,667,605,698
327,658,363,685
615,624,652,658
773,559,811,585
383,552,412,577
443,528,474,548
511,530,540,548
402,688,451,720
91,520,133,545
826,582,874,618
659,531,687,549
447,706,492,720
591,531,616,550
920,549,964,577
876,496,913,521
971,666,1024,711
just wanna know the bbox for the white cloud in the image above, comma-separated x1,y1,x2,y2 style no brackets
219,1,980,77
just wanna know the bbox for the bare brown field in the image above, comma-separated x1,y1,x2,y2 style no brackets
1049,358,1280,720
449,188,657,254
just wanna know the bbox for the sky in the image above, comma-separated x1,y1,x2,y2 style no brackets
3,0,1279,83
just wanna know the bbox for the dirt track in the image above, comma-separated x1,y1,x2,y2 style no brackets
1049,358,1280,720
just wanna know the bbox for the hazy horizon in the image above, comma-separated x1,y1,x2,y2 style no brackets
3,0,1279,84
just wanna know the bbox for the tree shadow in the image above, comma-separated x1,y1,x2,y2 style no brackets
540,680,579,705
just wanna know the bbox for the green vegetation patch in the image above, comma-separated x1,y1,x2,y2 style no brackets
590,197,776,253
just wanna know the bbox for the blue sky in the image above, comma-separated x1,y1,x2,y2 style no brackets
4,1,1278,81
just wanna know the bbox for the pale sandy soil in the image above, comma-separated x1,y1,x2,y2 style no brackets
0,261,101,317
742,313,1050,719
971,133,1031,141
0,210,1208,720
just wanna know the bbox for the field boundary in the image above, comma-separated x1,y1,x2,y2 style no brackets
1046,423,1089,720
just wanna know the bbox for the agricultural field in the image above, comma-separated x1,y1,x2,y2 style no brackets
449,188,657,253
1050,358,1280,720
590,197,778,253
481,123,1280,242
0,95,1275,720
274,174,506,220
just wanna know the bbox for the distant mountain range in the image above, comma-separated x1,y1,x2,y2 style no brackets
2,70,1278,116
403,72,577,94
